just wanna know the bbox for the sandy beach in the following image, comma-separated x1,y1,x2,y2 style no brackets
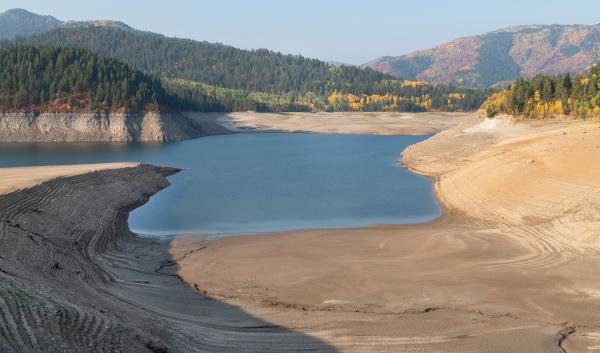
1,112,599,352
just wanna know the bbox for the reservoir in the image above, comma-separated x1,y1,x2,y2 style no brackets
0,133,441,236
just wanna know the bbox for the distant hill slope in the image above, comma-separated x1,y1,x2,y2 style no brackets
1,9,488,113
364,24,600,88
0,9,61,39
0,44,172,112
22,26,391,95
0,8,132,40
20,26,488,112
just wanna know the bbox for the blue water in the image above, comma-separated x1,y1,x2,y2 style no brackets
0,133,441,236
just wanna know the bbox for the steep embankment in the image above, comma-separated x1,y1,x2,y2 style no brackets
0,111,209,142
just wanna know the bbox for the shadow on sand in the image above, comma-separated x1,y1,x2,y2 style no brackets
0,167,337,352
107,227,339,352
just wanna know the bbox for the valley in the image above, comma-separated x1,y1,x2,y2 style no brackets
1,4,600,353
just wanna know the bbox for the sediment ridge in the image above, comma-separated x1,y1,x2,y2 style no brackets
0,164,333,352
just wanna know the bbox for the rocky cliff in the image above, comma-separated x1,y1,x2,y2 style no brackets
0,111,207,142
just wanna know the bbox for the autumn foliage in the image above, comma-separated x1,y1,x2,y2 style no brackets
484,62,600,119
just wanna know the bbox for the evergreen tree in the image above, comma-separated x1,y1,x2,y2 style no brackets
0,44,174,112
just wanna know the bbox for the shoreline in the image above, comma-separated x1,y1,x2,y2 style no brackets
190,111,472,136
0,164,336,352
2,112,600,352
169,114,600,352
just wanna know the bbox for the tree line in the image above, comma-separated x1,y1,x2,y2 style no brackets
484,62,600,118
0,44,174,112
164,78,489,113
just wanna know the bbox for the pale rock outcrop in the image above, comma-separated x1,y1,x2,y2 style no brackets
0,111,206,142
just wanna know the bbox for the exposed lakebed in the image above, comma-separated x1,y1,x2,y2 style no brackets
0,133,440,236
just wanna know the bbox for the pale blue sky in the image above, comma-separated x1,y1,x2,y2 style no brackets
3,0,600,64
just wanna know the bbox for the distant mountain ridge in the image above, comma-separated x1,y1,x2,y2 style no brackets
363,24,600,88
0,8,488,113
0,8,131,39
0,8,61,39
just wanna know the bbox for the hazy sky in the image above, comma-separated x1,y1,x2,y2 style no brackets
3,0,600,64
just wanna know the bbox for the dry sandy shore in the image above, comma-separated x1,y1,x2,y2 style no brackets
1,112,600,352
0,162,138,194
171,114,600,352
191,111,471,135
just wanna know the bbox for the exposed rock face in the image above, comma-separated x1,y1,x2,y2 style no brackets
0,111,205,142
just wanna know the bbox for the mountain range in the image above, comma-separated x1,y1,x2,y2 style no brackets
363,24,600,88
5,9,600,90
0,8,486,113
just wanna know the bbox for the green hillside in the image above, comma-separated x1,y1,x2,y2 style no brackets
19,26,488,112
0,45,173,112
23,26,391,95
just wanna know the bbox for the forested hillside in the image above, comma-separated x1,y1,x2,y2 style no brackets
20,26,488,112
23,27,389,94
0,45,174,112
483,61,600,118
165,78,489,112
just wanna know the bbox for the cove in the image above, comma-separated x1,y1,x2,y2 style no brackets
0,133,441,236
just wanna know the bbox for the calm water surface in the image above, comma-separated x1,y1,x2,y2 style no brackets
0,133,441,236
